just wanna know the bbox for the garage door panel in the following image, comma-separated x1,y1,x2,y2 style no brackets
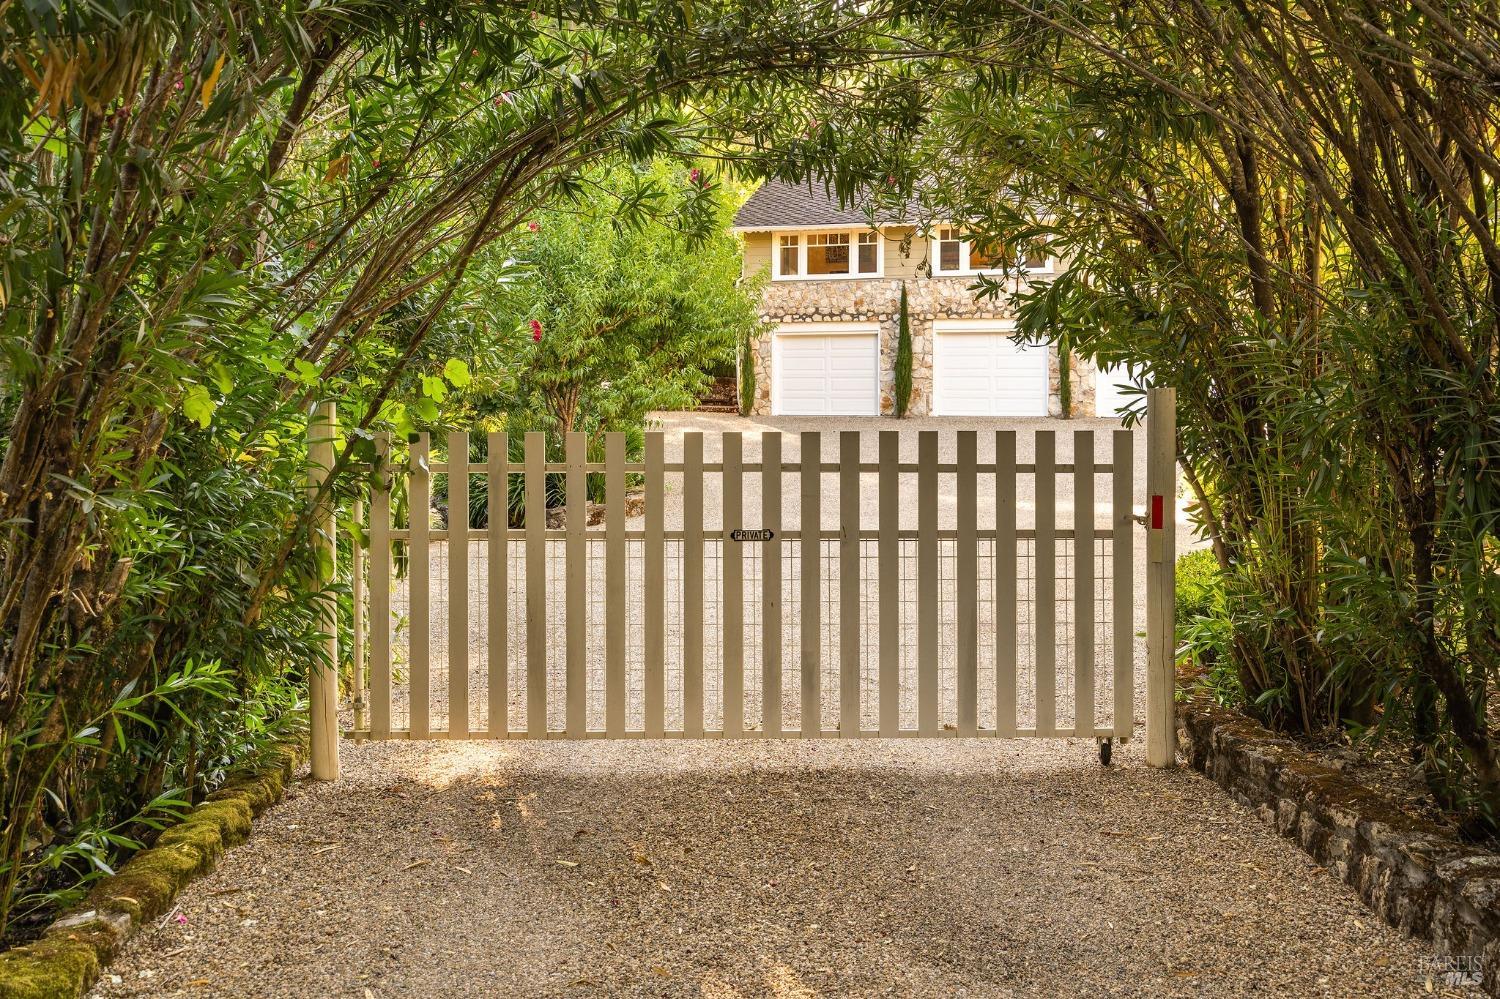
934,329,1047,416
776,332,878,416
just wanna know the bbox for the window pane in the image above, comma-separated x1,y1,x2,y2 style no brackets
857,233,877,273
970,239,1006,270
1023,245,1050,269
779,235,798,275
939,237,961,272
807,232,850,275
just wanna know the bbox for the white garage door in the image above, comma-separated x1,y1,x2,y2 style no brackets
774,329,879,416
1095,362,1145,418
933,322,1048,416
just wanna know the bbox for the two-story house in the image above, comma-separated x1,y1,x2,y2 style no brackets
734,179,1135,418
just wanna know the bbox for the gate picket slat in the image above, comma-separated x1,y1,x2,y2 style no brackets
800,432,821,737
839,431,860,737
565,432,587,737
1074,430,1095,737
644,433,666,737
761,433,783,737
605,432,627,738
487,433,508,738
722,433,744,738
525,432,547,736
683,433,705,738
1035,431,1056,737
370,433,392,739
1113,429,1134,738
448,432,469,738
917,431,939,736
995,431,1017,737
410,433,431,740
956,431,978,737
877,432,899,737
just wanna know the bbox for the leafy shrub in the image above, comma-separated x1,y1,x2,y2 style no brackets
1176,548,1224,623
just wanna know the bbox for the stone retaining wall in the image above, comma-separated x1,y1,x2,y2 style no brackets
1178,696,1500,994
749,276,1095,417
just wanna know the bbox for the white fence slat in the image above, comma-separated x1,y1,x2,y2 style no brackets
644,432,666,738
800,431,821,737
1146,387,1178,766
878,431,900,737
487,432,508,738
1074,430,1095,737
409,432,431,740
525,431,547,736
605,432,627,738
1035,430,1056,737
683,432,705,738
370,433,392,739
352,496,365,738
761,432,783,737
448,431,469,738
839,431,860,737
722,432,745,738
995,431,1017,737
917,430,939,736
956,430,978,737
565,431,587,737
1112,429,1134,738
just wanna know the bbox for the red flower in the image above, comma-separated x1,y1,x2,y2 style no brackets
689,168,701,185
530,319,543,342
527,220,539,232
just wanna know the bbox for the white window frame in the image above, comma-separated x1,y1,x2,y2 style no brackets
770,228,884,281
929,226,1054,277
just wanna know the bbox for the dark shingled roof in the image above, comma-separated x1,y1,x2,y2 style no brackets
733,178,916,229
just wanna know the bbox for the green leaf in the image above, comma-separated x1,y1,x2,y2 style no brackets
443,358,472,388
421,373,448,401
182,384,217,429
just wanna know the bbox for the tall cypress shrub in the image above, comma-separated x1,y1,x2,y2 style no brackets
894,282,913,417
739,330,756,416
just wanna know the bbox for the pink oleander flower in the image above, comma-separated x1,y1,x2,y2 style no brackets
530,319,543,342
527,220,539,232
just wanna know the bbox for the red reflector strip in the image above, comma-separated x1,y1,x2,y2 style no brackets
1151,495,1164,530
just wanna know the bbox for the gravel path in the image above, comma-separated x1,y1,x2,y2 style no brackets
91,738,1474,999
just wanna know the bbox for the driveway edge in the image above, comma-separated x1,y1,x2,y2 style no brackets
0,739,305,999
1178,694,1500,994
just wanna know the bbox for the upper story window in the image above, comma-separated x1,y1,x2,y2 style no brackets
931,227,1052,276
772,229,883,280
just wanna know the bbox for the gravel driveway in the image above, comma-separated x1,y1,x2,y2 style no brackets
90,738,1473,998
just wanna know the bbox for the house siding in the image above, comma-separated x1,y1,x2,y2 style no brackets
739,227,1094,417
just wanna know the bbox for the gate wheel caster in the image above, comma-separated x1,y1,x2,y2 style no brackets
1099,738,1113,767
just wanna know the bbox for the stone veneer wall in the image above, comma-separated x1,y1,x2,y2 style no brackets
748,276,1094,417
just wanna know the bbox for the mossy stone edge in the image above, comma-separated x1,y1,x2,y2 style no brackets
1178,694,1500,996
0,740,306,999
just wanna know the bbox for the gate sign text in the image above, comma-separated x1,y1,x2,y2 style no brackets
729,528,775,542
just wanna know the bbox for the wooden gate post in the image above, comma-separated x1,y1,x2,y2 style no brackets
307,401,340,780
1145,387,1178,767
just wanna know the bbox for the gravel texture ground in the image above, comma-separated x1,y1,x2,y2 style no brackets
90,738,1477,998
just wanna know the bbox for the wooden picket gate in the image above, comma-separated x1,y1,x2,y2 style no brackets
321,391,1177,765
